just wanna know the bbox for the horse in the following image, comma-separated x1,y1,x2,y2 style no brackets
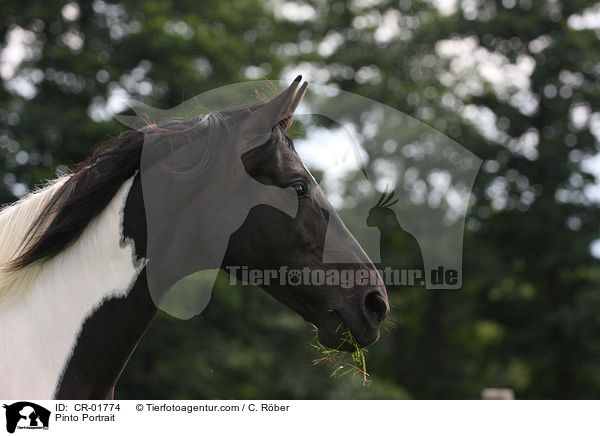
0,77,389,399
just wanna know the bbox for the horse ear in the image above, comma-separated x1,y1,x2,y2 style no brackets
289,77,308,114
238,76,308,152
255,75,308,127
280,78,308,129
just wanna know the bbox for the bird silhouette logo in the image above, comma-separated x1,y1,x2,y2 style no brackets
367,188,425,290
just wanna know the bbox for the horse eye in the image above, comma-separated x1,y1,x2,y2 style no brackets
289,182,307,197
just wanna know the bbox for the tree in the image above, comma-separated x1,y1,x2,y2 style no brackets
2,0,600,398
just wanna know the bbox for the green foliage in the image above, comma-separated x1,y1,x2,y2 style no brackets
312,328,370,386
2,0,600,398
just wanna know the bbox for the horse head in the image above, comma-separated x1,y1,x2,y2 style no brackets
134,77,389,350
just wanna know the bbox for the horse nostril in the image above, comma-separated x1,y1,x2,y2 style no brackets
363,290,389,325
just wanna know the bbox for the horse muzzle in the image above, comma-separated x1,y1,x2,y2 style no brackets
316,287,389,351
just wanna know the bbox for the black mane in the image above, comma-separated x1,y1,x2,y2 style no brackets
7,116,292,271
7,129,145,270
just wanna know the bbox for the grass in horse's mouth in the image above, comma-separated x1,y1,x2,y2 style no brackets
311,327,370,386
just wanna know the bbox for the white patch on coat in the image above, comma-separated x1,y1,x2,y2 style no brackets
0,176,143,399
0,177,68,303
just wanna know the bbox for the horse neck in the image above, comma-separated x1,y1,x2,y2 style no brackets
0,174,156,399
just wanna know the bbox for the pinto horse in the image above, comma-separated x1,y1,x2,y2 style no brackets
0,77,388,399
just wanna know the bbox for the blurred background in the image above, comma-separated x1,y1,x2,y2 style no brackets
2,0,600,399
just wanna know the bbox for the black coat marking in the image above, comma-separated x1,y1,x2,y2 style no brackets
53,174,156,399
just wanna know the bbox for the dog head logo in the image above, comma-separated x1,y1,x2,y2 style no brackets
3,402,50,434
